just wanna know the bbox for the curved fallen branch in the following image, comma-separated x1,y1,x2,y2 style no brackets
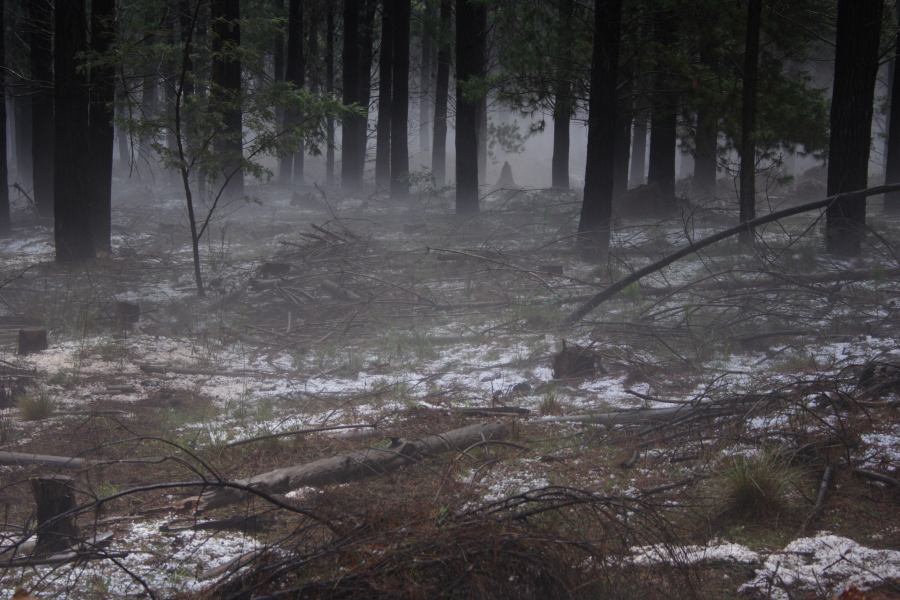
565,183,900,325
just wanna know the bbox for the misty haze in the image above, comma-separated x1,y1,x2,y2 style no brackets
0,0,897,598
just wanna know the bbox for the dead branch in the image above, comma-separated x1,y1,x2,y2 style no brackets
0,452,90,469
565,183,900,324
200,421,509,510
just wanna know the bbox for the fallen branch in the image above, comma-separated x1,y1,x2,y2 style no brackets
0,452,89,469
225,424,378,448
565,183,900,324
200,422,509,510
537,403,741,425
853,468,899,488
799,465,834,535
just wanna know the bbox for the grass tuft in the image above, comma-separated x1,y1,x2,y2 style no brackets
714,450,800,519
18,391,56,421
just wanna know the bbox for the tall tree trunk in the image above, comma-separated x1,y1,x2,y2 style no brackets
375,0,394,189
326,1,335,184
279,0,304,185
273,0,285,82
115,81,130,171
54,0,93,262
342,0,361,191
647,10,677,208
884,1,900,214
739,0,762,245
28,0,54,218
455,0,486,214
431,0,450,186
13,95,32,186
89,0,116,253
551,0,574,189
825,0,883,256
612,67,632,199
578,0,622,258
477,94,487,185
210,0,243,199
629,112,647,186
418,1,434,159
390,0,410,200
693,110,717,198
356,0,377,179
0,1,8,234
307,3,320,92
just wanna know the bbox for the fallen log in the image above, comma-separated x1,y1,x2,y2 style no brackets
0,452,89,469
565,183,900,324
200,421,509,510
537,402,746,426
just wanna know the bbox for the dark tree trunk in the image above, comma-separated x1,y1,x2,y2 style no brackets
0,1,8,234
357,0,377,177
279,0,304,185
431,0,450,186
612,70,632,199
54,0,93,262
341,0,375,191
551,0,574,189
140,73,158,160
375,0,394,189
825,0,883,256
89,0,116,254
577,0,622,258
419,1,434,159
739,0,762,244
326,1,335,184
629,112,647,186
211,0,243,199
455,0,486,214
115,82,130,171
28,0,54,218
342,0,361,191
477,93,487,185
307,3,321,92
647,10,677,207
885,2,900,214
693,109,717,198
390,0,410,199
273,0,285,82
13,95,32,186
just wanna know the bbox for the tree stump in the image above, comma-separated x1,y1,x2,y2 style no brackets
114,301,140,328
17,329,47,355
30,475,78,555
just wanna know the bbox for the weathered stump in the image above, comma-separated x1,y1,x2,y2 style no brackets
30,475,78,555
17,329,47,355
114,301,140,328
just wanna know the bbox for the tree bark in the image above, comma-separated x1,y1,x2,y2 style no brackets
89,0,116,254
342,0,361,191
647,10,677,208
326,1,336,184
54,0,94,262
273,0,285,82
375,0,394,189
31,476,78,556
0,2,9,234
419,1,434,159
13,95,32,188
885,3,900,214
551,0,574,190
825,0,883,256
431,0,451,186
693,109,717,198
455,0,486,215
390,0,411,200
28,0,54,218
577,0,622,258
210,0,243,199
279,0,304,185
629,112,647,187
739,0,762,245
612,64,632,200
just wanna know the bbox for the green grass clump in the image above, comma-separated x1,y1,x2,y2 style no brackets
715,451,800,519
18,391,56,421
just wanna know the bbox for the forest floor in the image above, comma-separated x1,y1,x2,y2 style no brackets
0,177,897,599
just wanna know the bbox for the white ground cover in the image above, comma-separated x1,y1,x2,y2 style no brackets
739,533,900,599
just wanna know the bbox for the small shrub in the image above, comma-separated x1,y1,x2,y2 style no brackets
715,450,799,518
538,393,563,416
18,391,55,421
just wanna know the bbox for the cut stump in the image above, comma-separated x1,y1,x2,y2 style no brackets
17,329,47,355
30,475,78,555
